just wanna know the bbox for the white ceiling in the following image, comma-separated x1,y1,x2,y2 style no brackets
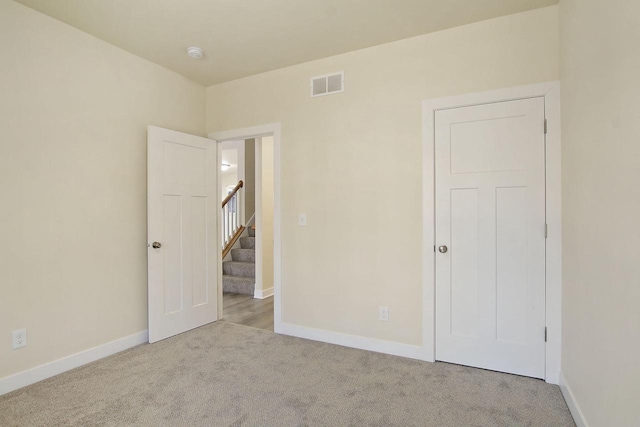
16,0,558,86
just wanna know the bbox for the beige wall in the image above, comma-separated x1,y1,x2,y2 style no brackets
206,6,559,345
220,170,239,201
0,1,205,379
257,137,274,292
560,1,640,425
244,139,256,221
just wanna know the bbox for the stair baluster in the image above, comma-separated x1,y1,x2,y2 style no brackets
222,180,244,258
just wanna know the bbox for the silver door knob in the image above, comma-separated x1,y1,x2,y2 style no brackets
152,242,162,249
438,245,448,253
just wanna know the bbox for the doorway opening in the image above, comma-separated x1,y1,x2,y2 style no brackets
218,136,275,331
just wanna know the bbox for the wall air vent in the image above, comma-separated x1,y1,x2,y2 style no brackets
311,72,344,97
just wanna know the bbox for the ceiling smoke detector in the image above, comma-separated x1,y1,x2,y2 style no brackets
187,47,204,60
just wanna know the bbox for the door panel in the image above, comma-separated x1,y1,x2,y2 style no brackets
450,188,479,338
163,194,183,315
450,115,530,173
496,186,528,344
435,98,546,379
148,126,218,343
191,196,209,307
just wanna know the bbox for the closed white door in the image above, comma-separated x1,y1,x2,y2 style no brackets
435,97,546,379
147,126,218,343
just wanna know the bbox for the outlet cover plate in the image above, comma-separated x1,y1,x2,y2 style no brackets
13,328,27,349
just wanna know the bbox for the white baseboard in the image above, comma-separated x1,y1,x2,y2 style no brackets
254,287,274,299
278,322,428,361
559,371,588,427
0,330,148,396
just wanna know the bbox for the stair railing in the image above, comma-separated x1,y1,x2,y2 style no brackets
222,180,245,258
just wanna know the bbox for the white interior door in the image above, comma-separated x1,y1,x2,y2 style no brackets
435,97,546,378
147,126,218,343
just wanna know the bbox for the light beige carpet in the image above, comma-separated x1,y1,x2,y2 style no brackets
0,322,574,426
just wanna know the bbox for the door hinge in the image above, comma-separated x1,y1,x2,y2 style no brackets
544,224,548,239
544,119,548,135
545,327,548,342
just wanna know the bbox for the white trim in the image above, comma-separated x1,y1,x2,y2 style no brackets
0,330,148,396
279,323,426,361
422,81,562,382
209,123,282,334
546,370,560,386
560,371,589,427
254,138,264,298
254,287,274,299
542,83,562,385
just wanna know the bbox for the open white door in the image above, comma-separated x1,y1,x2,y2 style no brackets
147,126,218,343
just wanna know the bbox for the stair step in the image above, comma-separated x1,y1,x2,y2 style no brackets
223,275,255,295
223,261,255,278
248,227,255,237
231,248,255,263
240,236,255,249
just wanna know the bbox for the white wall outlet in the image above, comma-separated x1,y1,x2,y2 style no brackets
13,328,27,349
298,213,307,226
379,306,389,322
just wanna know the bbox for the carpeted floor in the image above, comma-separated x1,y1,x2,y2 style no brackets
0,322,574,426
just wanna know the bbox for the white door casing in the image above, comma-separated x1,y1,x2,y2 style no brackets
147,126,219,343
208,123,282,332
435,98,546,378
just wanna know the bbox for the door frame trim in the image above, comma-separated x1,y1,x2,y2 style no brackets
422,82,561,383
209,123,282,333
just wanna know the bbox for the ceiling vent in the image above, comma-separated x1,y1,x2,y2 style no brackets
311,72,344,97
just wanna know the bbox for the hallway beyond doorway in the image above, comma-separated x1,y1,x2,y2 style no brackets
222,293,274,331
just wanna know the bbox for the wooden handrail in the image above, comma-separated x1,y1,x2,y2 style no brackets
222,180,243,208
222,225,245,258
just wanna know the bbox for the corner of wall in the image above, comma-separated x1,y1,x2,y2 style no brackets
559,371,588,427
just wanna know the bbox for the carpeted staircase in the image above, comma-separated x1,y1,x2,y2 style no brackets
223,226,255,295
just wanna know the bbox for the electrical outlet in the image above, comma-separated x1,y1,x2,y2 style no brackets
379,306,389,322
298,213,307,226
13,328,27,350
